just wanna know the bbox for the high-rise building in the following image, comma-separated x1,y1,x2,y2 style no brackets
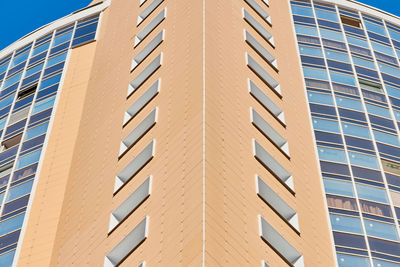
0,0,399,266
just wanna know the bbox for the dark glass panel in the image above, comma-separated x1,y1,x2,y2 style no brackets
338,108,367,121
345,136,374,151
310,104,337,115
0,230,20,250
333,232,367,249
369,238,400,257
320,161,351,176
315,131,343,144
327,60,352,71
369,115,395,129
352,166,383,182
12,163,37,182
3,195,30,215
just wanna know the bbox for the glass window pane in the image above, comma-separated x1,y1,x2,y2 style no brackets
365,21,387,36
371,41,394,56
330,214,363,234
378,63,400,77
366,104,392,119
16,149,42,170
32,42,50,57
325,49,350,63
299,45,323,57
373,258,400,267
373,130,400,147
308,92,334,105
348,151,380,170
52,31,73,47
330,71,356,86
315,9,339,22
313,118,341,133
336,96,364,111
386,85,400,99
32,96,56,115
353,56,376,69
3,72,22,88
46,52,67,68
320,29,344,42
0,250,15,267
346,36,369,48
24,63,44,78
295,25,319,37
318,146,347,164
356,184,389,204
324,179,354,197
0,213,24,237
25,122,49,141
342,122,371,139
39,73,62,90
365,219,399,241
10,51,29,67
303,67,329,80
6,180,34,202
337,253,370,267
291,5,314,17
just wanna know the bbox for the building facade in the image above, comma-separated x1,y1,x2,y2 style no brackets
0,0,398,266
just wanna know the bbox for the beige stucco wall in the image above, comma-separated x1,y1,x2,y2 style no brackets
17,0,335,266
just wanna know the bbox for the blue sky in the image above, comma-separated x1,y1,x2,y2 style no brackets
0,0,91,50
0,0,400,50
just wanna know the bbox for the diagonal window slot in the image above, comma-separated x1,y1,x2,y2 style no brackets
256,175,299,232
104,217,149,267
114,140,155,194
134,8,166,47
109,177,151,233
246,53,281,97
253,139,294,193
243,8,274,47
244,30,277,70
120,108,157,158
137,0,164,26
249,79,285,125
244,0,271,25
251,108,289,157
259,215,304,267
124,79,160,126
131,30,165,71
127,53,162,98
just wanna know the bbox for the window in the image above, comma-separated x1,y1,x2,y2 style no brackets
137,0,164,26
251,108,289,156
330,214,363,234
340,15,361,28
244,0,271,25
104,217,148,267
128,54,162,98
323,178,354,197
256,175,299,231
243,9,274,47
134,8,166,47
1,133,22,151
17,85,37,100
253,139,294,192
124,79,160,126
114,140,155,194
119,108,157,157
246,53,280,96
249,79,285,125
109,177,151,233
259,215,304,267
131,30,164,71
245,30,278,70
